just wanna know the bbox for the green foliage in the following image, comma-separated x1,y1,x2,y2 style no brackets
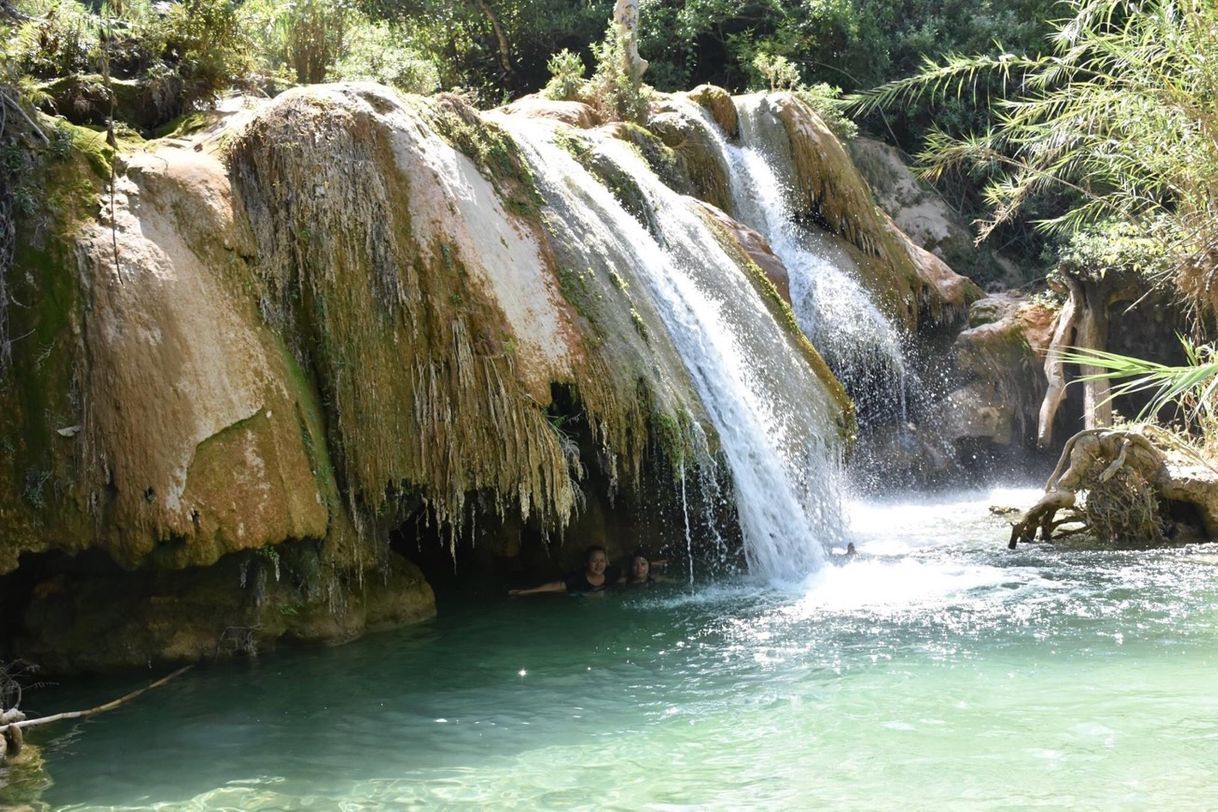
242,0,441,91
1055,220,1173,286
162,0,257,107
360,0,610,104
752,51,798,91
239,0,356,84
542,48,586,101
10,0,98,77
7,0,256,122
330,21,439,93
589,21,649,122
284,0,354,84
1063,339,1218,446
3,0,1062,140
636,0,1056,95
794,82,857,141
853,0,1218,299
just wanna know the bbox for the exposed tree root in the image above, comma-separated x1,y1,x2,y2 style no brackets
1009,428,1169,548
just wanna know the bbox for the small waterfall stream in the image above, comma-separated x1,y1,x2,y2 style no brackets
497,116,845,581
669,95,915,428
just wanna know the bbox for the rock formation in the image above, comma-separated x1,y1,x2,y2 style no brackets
1,82,905,670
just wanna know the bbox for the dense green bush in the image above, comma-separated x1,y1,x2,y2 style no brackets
162,0,256,106
5,0,1062,120
330,21,438,93
242,0,438,92
793,83,857,141
6,0,256,120
856,0,1218,301
541,47,585,101
11,0,97,77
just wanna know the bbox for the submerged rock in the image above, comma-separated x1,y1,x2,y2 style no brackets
16,543,433,672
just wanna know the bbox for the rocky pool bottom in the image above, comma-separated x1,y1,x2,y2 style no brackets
13,487,1218,809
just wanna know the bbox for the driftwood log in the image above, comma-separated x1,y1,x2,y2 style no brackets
1009,428,1169,548
0,665,192,765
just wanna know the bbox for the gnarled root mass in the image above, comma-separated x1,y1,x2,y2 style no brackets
1009,428,1170,548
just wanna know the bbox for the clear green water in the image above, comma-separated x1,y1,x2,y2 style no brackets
29,488,1218,809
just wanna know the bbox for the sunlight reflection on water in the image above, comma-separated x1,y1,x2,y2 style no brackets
41,488,1218,811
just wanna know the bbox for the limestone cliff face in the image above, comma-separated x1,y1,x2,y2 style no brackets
77,148,331,569
945,294,1056,450
0,82,942,670
847,136,977,273
2,100,439,670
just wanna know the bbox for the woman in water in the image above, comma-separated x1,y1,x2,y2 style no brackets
509,545,619,595
624,550,670,586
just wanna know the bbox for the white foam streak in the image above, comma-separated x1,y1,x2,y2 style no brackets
662,96,911,423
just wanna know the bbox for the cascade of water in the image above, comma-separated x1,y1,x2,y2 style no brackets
687,421,733,573
669,96,913,427
679,463,694,584
497,116,845,581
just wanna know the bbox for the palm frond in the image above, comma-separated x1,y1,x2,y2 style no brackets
1061,338,1218,422
853,0,1218,287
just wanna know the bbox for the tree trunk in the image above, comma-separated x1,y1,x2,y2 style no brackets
1,0,34,21
1037,277,1082,448
474,0,514,84
613,0,648,82
1076,285,1113,429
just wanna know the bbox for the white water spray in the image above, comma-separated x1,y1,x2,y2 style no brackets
679,464,694,584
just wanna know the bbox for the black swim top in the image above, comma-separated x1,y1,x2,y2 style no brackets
564,566,620,593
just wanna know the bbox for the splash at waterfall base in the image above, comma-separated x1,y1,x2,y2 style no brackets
0,79,990,674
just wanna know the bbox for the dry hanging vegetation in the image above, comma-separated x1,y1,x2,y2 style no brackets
228,86,667,544
231,91,579,536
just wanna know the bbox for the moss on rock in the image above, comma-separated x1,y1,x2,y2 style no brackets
762,92,981,331
15,542,434,674
647,109,733,212
687,84,739,139
0,124,112,574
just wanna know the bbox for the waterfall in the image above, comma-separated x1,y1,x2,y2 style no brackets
669,95,914,428
496,116,845,581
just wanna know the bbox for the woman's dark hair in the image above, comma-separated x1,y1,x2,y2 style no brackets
631,548,648,561
585,545,607,562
